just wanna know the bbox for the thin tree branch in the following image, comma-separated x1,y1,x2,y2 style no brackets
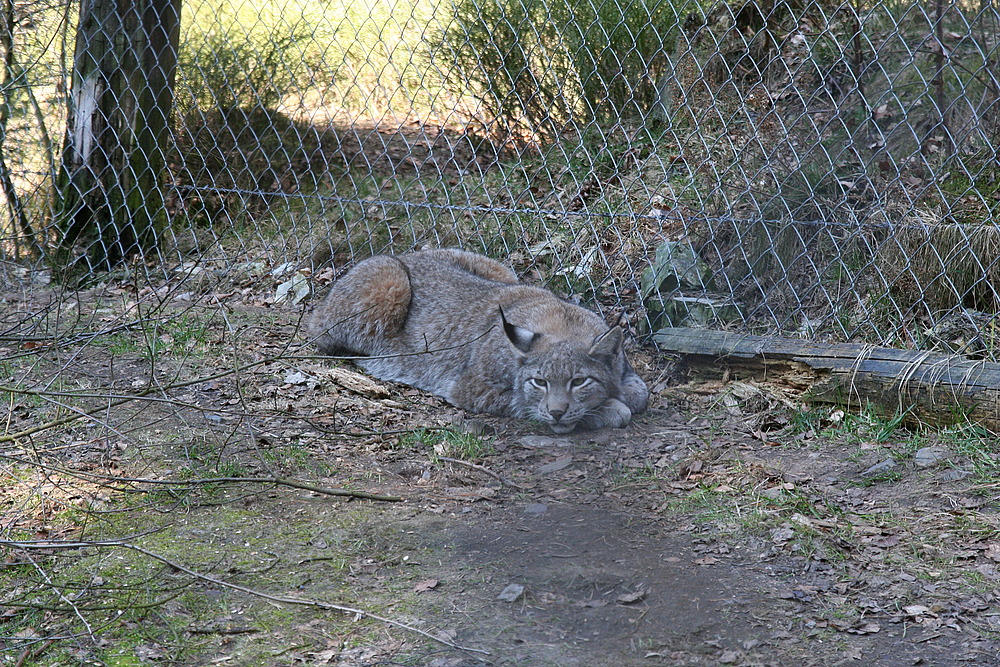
171,476,403,502
438,456,526,490
1,538,490,656
0,454,401,503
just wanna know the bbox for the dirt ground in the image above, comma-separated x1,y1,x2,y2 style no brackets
297,388,1000,667
2,284,1000,666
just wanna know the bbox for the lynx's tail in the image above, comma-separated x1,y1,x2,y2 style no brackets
308,256,412,356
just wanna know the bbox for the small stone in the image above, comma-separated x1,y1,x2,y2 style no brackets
517,435,571,448
939,468,970,482
523,503,548,515
497,583,525,602
914,446,951,468
861,459,897,477
535,456,573,475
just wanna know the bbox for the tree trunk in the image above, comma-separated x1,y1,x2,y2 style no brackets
0,0,42,258
52,0,180,275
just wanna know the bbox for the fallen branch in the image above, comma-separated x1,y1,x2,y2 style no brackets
14,638,56,667
438,456,527,490
0,455,402,503
0,450,400,503
176,476,403,502
1,538,489,656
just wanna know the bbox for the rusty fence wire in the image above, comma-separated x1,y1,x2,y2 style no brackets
1,0,1000,357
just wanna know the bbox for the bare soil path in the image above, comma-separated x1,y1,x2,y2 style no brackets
368,403,999,667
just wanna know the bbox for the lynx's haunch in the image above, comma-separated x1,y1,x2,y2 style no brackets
308,249,649,433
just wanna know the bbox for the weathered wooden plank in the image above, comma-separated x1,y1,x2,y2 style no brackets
652,327,1000,428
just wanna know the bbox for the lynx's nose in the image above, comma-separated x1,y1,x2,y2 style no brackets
546,392,570,426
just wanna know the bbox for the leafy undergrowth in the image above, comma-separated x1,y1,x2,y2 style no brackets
2,280,1000,666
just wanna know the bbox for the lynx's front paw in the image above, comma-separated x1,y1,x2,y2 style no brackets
579,398,632,430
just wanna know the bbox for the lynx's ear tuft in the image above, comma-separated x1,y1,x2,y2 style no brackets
589,326,623,358
499,306,538,354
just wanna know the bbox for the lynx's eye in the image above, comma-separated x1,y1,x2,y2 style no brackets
528,378,548,390
569,377,593,390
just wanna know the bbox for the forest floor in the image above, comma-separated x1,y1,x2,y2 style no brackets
2,280,1000,666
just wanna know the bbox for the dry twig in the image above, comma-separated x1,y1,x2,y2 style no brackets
438,456,526,490
1,538,489,657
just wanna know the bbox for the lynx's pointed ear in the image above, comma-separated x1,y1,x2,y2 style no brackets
589,326,623,358
499,306,538,354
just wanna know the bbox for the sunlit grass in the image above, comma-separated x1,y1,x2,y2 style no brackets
178,0,455,123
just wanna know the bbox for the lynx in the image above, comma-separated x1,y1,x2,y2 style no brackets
307,249,649,433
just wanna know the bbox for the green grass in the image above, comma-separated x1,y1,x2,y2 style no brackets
0,490,434,665
786,404,911,445
258,442,312,467
401,427,495,461
943,423,1000,486
852,468,905,486
785,405,1000,488
610,461,665,487
177,0,449,119
103,312,215,362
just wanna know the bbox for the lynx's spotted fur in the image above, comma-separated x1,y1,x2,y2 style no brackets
308,249,648,433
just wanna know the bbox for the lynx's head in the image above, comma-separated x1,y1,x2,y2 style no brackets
501,308,625,433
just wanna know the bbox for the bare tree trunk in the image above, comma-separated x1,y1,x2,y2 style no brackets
0,0,41,258
52,0,180,275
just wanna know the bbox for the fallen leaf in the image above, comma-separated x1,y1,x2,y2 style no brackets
616,589,647,604
903,604,933,617
582,598,609,608
312,648,339,662
872,535,900,548
414,579,439,593
274,271,311,305
681,459,703,477
751,428,780,445
135,644,166,660
283,370,309,385
847,622,881,635
435,627,458,642
771,526,794,543
535,456,573,475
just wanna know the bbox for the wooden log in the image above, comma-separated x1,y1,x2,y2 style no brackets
652,327,1000,429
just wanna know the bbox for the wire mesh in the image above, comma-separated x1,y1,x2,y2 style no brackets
2,0,1000,356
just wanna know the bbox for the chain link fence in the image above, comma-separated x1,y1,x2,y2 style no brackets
2,0,1000,357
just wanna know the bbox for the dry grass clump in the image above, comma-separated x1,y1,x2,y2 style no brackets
877,209,1000,314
